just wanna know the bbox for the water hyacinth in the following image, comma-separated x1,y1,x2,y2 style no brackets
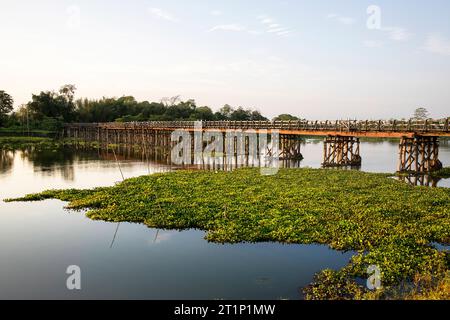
6,168,450,299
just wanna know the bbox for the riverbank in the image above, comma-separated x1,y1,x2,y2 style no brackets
0,136,55,149
6,168,449,300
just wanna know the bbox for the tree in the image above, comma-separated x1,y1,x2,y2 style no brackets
59,84,77,103
192,106,215,120
230,107,255,120
0,90,14,126
413,107,430,120
250,110,268,121
273,114,299,121
28,85,77,122
218,104,233,119
161,95,181,107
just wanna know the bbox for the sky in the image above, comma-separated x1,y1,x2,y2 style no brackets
1,0,450,119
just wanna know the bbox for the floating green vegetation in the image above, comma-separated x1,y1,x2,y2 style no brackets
0,136,139,152
0,136,53,148
0,137,99,151
431,167,450,179
5,168,450,300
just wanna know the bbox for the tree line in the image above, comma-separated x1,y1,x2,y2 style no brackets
0,85,434,133
0,85,302,132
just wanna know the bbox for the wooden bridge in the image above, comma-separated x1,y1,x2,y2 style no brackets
63,118,450,173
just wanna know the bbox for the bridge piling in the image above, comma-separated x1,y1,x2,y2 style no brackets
62,120,449,171
322,136,361,167
398,136,442,173
279,135,303,161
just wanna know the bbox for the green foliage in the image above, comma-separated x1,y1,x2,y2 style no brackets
413,107,430,120
27,85,77,122
0,136,54,150
0,90,14,127
2,86,275,128
431,167,450,179
0,136,54,149
6,168,450,299
273,114,300,121
75,97,268,122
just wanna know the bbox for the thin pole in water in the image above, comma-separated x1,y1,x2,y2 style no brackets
109,144,124,248
109,223,120,249
111,145,125,181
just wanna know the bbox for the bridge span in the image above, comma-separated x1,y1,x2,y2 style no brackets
63,119,450,173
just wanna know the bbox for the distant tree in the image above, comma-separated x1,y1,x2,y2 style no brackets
0,90,14,126
273,114,299,121
161,95,181,107
26,84,77,122
59,84,77,103
413,107,430,120
16,104,30,128
230,107,252,121
249,110,268,121
218,104,233,119
192,106,215,120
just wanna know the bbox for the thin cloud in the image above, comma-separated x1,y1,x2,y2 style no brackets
209,24,246,32
148,7,178,22
382,27,412,41
257,15,293,37
424,34,450,56
327,13,355,25
210,10,222,16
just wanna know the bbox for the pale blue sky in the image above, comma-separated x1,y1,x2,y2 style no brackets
1,0,449,119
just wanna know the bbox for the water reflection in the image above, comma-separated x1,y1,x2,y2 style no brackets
0,138,448,299
1,138,449,187
0,149,13,174
397,174,442,187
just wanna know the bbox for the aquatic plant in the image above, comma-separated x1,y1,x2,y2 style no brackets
5,168,450,299
431,167,450,179
0,136,53,149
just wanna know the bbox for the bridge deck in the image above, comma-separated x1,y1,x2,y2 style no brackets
64,119,450,138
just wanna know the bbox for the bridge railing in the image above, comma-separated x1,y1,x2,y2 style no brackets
64,118,450,133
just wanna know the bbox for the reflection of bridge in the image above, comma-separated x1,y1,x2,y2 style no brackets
63,119,450,173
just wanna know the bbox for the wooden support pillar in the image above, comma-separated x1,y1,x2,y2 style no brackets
279,135,304,160
322,135,361,167
398,136,442,173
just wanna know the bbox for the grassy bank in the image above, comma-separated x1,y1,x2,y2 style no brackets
5,168,449,299
0,127,56,137
0,136,55,149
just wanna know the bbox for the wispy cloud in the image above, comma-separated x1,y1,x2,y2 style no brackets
424,34,450,56
209,24,246,32
382,27,412,41
257,15,293,37
148,7,178,22
327,13,355,25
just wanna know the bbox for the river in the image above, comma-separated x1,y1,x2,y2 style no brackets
0,137,448,299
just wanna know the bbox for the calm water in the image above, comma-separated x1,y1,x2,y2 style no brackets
0,138,449,299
